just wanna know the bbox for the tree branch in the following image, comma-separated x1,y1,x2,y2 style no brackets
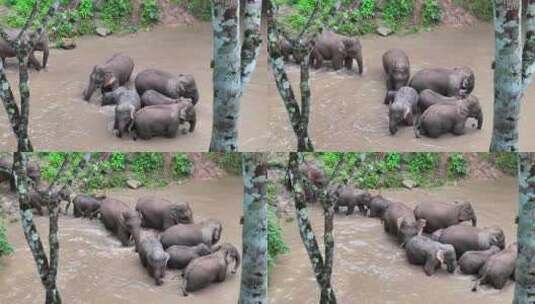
240,0,263,90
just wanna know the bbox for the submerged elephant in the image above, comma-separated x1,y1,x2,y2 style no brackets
135,69,199,105
166,244,212,269
414,96,483,138
414,200,477,233
141,90,193,107
0,29,49,70
459,246,501,275
383,201,426,244
99,198,142,246
135,236,170,286
67,194,103,218
333,184,373,215
472,242,517,291
105,87,142,138
160,219,222,249
383,49,410,104
432,224,505,257
388,86,419,135
83,53,134,101
409,66,475,98
133,102,196,140
418,89,460,112
367,195,392,218
135,197,193,231
310,30,363,74
405,235,457,276
182,243,240,296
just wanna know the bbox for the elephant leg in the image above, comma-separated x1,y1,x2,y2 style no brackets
334,205,340,213
28,52,42,70
332,55,344,70
355,53,363,74
117,228,130,246
346,205,355,216
357,204,366,215
423,256,438,276
216,267,227,282
344,57,353,71
312,51,323,69
1,57,5,67
452,122,466,136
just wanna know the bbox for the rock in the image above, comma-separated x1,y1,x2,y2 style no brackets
58,38,76,50
92,190,107,199
402,179,416,190
96,27,111,37
126,179,142,189
377,26,393,37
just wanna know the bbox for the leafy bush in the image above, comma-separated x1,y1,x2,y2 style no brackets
101,0,133,31
422,0,442,27
447,153,467,179
382,0,415,30
141,0,160,25
78,0,94,19
172,153,192,179
131,153,165,185
453,0,492,22
0,220,13,258
494,152,518,176
268,206,289,269
208,153,243,175
186,0,211,21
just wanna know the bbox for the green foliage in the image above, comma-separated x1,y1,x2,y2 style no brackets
141,0,160,25
208,153,243,175
172,153,192,179
78,0,94,19
422,0,442,27
453,0,492,22
382,0,414,31
494,152,518,176
183,0,211,21
447,153,467,179
267,206,289,269
131,153,165,186
100,0,133,31
0,220,13,257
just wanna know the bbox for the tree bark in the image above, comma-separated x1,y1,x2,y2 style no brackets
514,153,535,304
239,152,268,304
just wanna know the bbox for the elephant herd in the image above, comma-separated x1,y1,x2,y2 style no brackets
300,163,516,292
280,30,483,139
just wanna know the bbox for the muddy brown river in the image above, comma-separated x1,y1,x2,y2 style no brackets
0,176,243,303
270,177,518,303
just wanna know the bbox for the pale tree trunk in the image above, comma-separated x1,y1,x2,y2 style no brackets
209,0,263,152
514,153,535,304
490,0,535,151
239,152,268,304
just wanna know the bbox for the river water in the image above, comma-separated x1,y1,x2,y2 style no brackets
270,177,518,304
0,176,243,303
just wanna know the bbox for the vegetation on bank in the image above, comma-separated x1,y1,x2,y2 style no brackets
0,220,13,259
453,0,493,22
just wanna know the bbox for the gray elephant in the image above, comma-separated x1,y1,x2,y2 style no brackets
418,89,460,112
0,29,49,70
298,161,328,203
133,102,196,140
279,35,303,64
166,244,212,269
388,86,419,135
66,194,103,219
28,189,48,216
135,197,193,231
135,236,170,286
432,224,505,257
310,30,363,73
83,53,135,101
414,200,477,233
160,219,222,249
333,184,373,215
383,201,426,244
0,158,40,190
182,243,240,296
383,49,410,104
405,235,457,276
134,69,199,105
141,90,193,107
367,195,392,218
458,246,501,275
99,198,142,246
414,96,483,138
104,87,142,138
472,242,517,291
409,66,475,98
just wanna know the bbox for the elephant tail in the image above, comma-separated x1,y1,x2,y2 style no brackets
471,276,484,292
181,278,189,296
414,114,423,138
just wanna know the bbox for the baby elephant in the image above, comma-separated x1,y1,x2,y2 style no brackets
333,184,373,215
136,236,170,286
133,102,196,140
105,87,141,138
418,89,459,112
182,243,240,296
166,244,212,269
472,242,517,291
68,194,103,218
405,235,457,276
458,246,501,275
135,197,193,231
83,53,134,101
432,224,505,257
414,95,483,138
383,202,426,245
383,48,410,104
414,200,477,233
409,66,475,98
367,195,392,218
160,219,223,249
135,69,199,105
141,90,193,107
388,86,419,135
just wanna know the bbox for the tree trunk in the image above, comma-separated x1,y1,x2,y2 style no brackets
239,153,268,304
45,286,62,304
514,153,535,304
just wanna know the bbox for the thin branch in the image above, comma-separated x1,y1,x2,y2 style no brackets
15,0,40,43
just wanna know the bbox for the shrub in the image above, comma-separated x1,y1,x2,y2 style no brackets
422,0,442,27
172,153,192,179
101,0,133,30
494,152,518,176
131,152,165,184
78,0,94,19
268,206,289,269
186,0,211,21
0,220,13,257
208,153,243,175
447,153,467,179
382,0,415,30
141,0,160,25
453,0,493,22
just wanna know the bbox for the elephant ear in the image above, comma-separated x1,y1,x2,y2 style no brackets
436,250,445,265
103,72,116,88
396,216,405,231
403,107,412,123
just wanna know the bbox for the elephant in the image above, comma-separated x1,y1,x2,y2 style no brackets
409,66,475,98
134,69,199,105
405,235,457,276
135,197,193,231
140,90,193,107
310,30,363,74
133,102,196,140
182,243,240,296
383,49,410,104
99,198,142,246
279,35,303,64
414,96,483,138
27,185,70,216
472,242,517,291
333,184,373,215
432,224,505,257
417,89,460,112
298,161,328,203
458,246,501,275
367,195,392,218
104,87,142,138
83,53,134,101
160,219,223,249
135,236,170,286
414,200,477,233
383,201,426,244
66,194,103,218
388,86,419,135
0,158,40,190
165,244,212,269
0,29,49,70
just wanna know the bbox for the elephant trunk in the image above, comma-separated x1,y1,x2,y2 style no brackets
42,41,49,69
83,81,96,101
389,121,398,135
471,215,477,227
188,108,197,133
356,53,363,75
476,110,483,129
